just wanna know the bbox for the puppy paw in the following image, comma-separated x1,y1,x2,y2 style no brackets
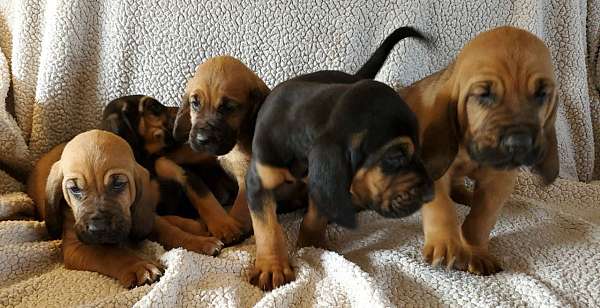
423,236,468,270
119,260,163,288
206,215,245,245
249,257,295,291
186,236,225,256
464,246,502,275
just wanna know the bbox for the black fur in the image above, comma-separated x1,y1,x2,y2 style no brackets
246,26,428,228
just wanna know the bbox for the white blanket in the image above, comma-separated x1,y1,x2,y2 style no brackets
0,0,599,306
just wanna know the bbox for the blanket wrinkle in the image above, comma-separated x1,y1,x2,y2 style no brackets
0,0,599,307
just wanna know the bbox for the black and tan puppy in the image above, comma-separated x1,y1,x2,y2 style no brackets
27,130,224,288
398,26,559,275
102,95,241,242
245,26,431,290
172,56,273,240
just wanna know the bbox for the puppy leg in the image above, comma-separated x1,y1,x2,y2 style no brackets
296,198,328,249
155,157,244,244
161,215,209,236
228,182,252,232
247,163,294,291
61,218,162,288
422,174,468,270
460,169,516,275
150,216,224,256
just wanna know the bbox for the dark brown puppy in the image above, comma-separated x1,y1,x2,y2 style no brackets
102,95,240,243
172,56,273,240
27,130,223,288
398,26,559,275
246,26,430,290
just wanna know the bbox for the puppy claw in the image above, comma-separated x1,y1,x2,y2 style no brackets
249,258,294,291
120,260,162,288
423,236,467,270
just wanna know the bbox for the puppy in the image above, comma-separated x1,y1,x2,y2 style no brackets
27,130,224,288
398,26,559,275
172,55,273,241
102,95,239,216
245,26,431,290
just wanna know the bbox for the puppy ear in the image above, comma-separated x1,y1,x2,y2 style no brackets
533,95,559,184
130,163,158,241
44,161,65,239
249,79,270,115
173,93,192,142
102,100,141,151
308,141,356,228
420,83,460,180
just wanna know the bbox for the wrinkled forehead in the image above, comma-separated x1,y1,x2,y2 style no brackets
456,29,554,80
61,133,136,177
187,61,256,103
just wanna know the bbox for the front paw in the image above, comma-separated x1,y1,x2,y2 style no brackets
186,236,225,257
423,235,468,270
206,215,245,245
464,245,502,275
249,256,295,291
119,260,163,288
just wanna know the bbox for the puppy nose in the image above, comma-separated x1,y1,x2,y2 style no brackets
502,132,533,154
87,216,109,233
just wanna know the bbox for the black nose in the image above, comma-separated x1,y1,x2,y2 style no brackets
501,132,533,155
87,216,110,233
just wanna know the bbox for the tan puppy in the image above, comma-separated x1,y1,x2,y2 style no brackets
28,130,223,288
399,26,559,275
173,55,272,242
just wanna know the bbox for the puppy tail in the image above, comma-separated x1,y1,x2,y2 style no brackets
354,26,425,79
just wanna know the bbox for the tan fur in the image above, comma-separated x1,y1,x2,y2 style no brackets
399,26,559,275
174,56,272,237
27,130,224,287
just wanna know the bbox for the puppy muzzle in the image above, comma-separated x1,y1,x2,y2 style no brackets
469,129,541,169
189,122,237,155
75,208,131,245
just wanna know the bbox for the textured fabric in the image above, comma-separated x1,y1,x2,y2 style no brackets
0,0,599,306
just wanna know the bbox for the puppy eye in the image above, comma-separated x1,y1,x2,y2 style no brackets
533,84,550,105
472,84,495,106
111,179,127,192
67,183,83,198
382,151,408,171
189,96,202,111
218,99,239,114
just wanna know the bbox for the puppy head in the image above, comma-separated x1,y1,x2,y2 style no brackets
44,130,157,243
173,56,270,155
102,95,175,159
351,136,434,218
426,26,559,184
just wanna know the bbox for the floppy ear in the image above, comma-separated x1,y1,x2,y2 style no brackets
249,79,270,116
101,100,141,151
44,161,65,239
308,141,356,228
173,93,192,143
130,163,158,241
420,83,460,180
533,95,559,185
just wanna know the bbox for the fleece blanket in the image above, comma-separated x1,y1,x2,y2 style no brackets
0,0,599,307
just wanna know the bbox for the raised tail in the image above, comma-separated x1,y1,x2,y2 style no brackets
355,26,425,79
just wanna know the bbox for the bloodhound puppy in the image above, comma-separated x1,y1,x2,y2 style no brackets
398,26,559,275
27,130,224,288
246,26,431,290
101,95,240,224
172,55,273,243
